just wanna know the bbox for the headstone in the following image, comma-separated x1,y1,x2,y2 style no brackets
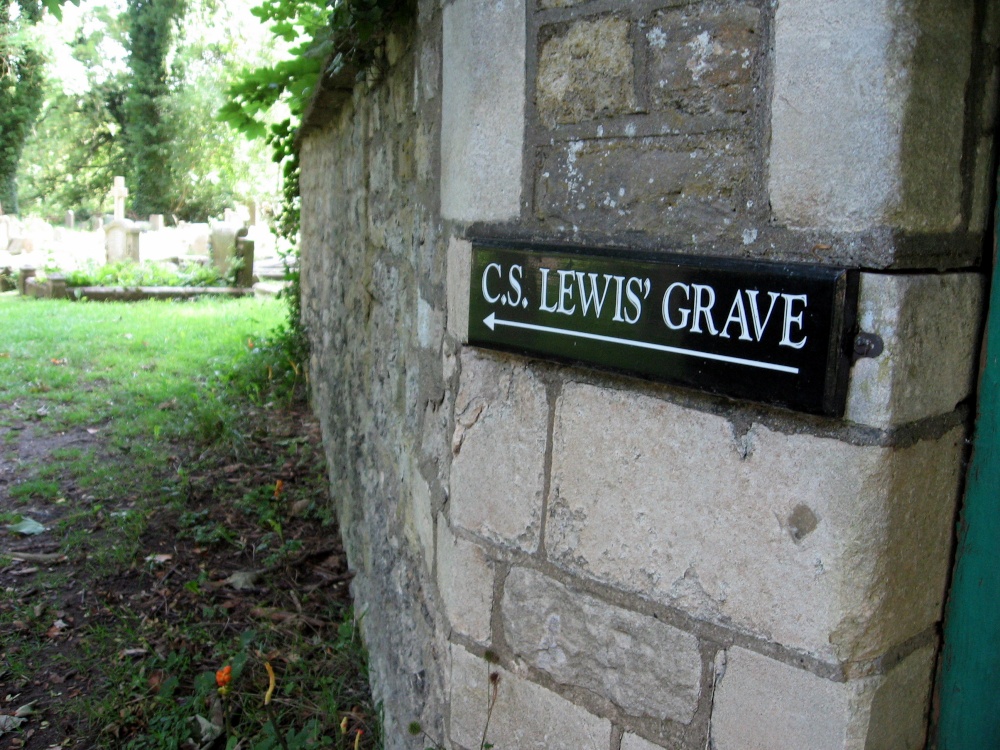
105,176,136,263
210,220,241,275
234,228,255,287
0,216,10,252
91,216,104,231
247,200,257,227
105,222,128,263
149,214,164,231
65,210,75,230
18,266,36,295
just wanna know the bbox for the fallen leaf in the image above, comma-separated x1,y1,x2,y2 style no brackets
86,427,100,435
7,518,46,536
0,715,26,732
144,554,173,565
157,398,178,411
14,700,37,717
46,619,69,638
118,648,148,659
221,570,261,590
50,358,68,366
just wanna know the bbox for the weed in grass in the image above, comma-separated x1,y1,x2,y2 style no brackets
9,478,62,502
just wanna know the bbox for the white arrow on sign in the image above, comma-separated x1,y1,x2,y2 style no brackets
483,313,799,374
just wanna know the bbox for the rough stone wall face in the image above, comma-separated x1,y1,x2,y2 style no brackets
299,0,998,748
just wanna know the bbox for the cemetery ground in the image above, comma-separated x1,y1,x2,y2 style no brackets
0,294,380,750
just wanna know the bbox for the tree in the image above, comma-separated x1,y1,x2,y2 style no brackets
124,0,185,216
1,0,47,214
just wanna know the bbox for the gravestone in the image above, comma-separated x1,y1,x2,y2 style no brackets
234,228,255,287
65,210,74,230
210,218,243,275
149,214,164,231
104,176,138,263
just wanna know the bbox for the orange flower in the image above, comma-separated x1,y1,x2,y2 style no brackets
216,665,232,694
274,480,284,499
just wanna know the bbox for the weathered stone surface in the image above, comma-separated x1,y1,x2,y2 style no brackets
449,645,611,750
537,17,636,128
441,0,525,221
534,135,748,241
299,36,450,750
450,351,548,552
645,5,762,130
770,0,972,232
845,272,983,428
712,645,934,750
864,646,935,750
437,518,494,644
501,566,702,722
621,733,666,750
711,647,861,750
545,383,963,661
447,236,471,342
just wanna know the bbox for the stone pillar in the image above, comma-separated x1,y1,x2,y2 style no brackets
65,210,74,230
149,214,164,231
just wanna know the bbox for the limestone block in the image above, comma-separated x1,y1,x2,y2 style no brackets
536,16,636,129
712,648,856,750
863,646,936,750
449,644,610,750
545,383,963,661
846,272,984,428
646,5,762,129
437,518,494,644
447,237,471,342
711,646,934,750
621,734,666,750
441,0,525,221
450,351,548,552
534,136,747,240
770,0,972,232
501,567,702,722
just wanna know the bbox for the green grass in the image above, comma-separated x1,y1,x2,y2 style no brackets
0,292,379,750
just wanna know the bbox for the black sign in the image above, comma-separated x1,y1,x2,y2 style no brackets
467,242,858,416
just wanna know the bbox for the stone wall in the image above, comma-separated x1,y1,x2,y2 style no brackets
299,1,998,748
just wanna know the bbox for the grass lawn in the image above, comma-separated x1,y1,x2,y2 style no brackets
0,293,379,750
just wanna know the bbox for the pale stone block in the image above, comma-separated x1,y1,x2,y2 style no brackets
770,0,971,231
408,469,435,571
621,733,666,750
711,646,934,750
546,383,962,661
536,16,636,128
447,237,471,342
449,644,610,750
502,567,702,722
711,647,858,750
845,272,983,428
441,0,524,221
450,351,548,552
437,517,494,644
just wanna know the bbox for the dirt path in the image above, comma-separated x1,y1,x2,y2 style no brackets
0,403,370,750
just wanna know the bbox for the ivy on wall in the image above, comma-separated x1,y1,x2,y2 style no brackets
219,0,410,238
